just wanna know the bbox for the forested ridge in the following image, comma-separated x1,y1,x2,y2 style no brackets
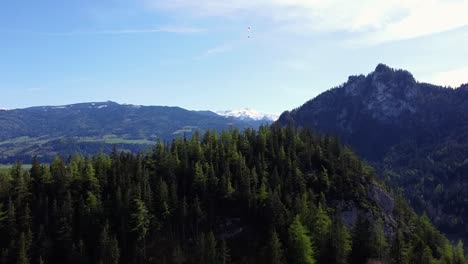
0,101,253,164
0,126,464,263
277,64,468,244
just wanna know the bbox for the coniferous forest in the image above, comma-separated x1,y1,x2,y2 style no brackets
0,126,465,264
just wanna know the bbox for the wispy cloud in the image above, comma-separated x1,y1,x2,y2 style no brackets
6,26,206,36
144,0,468,43
203,45,233,56
429,67,468,88
194,44,233,60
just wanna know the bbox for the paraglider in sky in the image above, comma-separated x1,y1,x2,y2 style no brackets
247,26,251,38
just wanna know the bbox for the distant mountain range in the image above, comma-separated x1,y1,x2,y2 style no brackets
216,108,278,123
0,101,271,163
277,64,468,242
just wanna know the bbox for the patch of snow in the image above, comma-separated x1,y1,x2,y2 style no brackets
123,103,142,108
97,105,108,109
216,108,279,122
52,106,67,109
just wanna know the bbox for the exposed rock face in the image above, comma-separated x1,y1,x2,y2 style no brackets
341,204,359,227
367,65,418,120
369,186,394,217
369,185,396,235
339,184,396,237
342,64,418,122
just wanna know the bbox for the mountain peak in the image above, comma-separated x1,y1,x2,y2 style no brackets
290,64,424,127
342,64,417,101
216,109,279,122
374,63,393,73
370,64,416,85
276,64,468,246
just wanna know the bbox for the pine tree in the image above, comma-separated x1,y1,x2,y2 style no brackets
196,233,206,263
30,157,42,195
319,166,330,191
421,245,433,264
84,159,99,193
107,236,120,264
85,191,100,213
269,191,289,228
129,198,150,262
349,213,371,264
17,232,29,264
439,238,454,264
217,240,231,264
53,214,73,262
219,170,234,199
0,203,6,227
193,162,207,193
312,204,331,262
7,200,17,258
172,245,186,264
454,240,465,264
191,196,204,234
371,217,388,261
100,223,120,264
331,214,351,264
288,216,316,264
50,156,68,193
297,193,313,230
269,229,284,264
257,176,269,205
205,231,217,264
408,239,428,264
390,228,408,264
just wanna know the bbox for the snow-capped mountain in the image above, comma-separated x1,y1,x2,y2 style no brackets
216,108,279,122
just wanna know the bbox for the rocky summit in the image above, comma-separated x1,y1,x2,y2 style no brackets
277,64,468,243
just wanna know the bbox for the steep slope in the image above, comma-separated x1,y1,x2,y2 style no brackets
0,101,251,163
0,126,460,263
277,64,468,242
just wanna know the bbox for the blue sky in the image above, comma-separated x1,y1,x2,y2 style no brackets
1,0,468,114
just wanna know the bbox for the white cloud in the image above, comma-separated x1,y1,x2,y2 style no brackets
429,67,468,88
145,0,468,43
